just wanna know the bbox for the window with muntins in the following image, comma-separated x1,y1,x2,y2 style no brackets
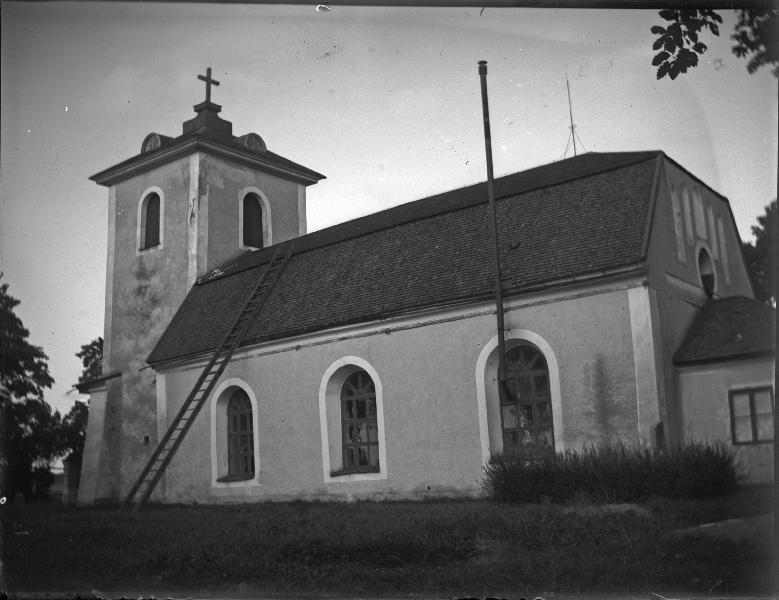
226,389,255,479
341,370,379,473
243,193,263,249
140,192,161,250
500,345,555,460
730,387,774,444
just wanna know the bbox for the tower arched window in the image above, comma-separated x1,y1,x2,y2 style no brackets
226,389,255,480
242,193,263,249
139,192,161,250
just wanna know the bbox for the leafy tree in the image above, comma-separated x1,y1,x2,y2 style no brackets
76,337,103,384
732,9,779,76
59,400,89,462
0,275,59,498
1,275,53,399
742,200,777,304
4,399,62,498
65,337,102,464
652,8,778,80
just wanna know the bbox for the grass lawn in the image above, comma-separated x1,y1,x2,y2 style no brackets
3,486,775,598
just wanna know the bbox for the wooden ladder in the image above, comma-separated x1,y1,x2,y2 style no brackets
123,244,294,509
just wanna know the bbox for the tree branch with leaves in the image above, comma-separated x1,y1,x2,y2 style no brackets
652,8,778,80
76,337,103,384
742,200,777,304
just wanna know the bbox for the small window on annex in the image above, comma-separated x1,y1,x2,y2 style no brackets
697,247,715,297
730,387,774,445
140,192,161,250
340,370,379,473
224,389,255,480
242,193,263,249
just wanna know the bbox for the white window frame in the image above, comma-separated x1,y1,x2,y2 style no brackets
136,185,164,254
729,385,774,445
238,187,272,250
475,329,563,465
319,356,387,483
210,378,262,488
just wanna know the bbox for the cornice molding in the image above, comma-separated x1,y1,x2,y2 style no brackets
90,136,324,187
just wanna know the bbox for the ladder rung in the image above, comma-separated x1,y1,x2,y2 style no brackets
126,248,294,509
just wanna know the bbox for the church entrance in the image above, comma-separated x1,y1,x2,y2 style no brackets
499,345,555,460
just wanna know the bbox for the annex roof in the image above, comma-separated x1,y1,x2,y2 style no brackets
148,150,663,367
674,296,775,366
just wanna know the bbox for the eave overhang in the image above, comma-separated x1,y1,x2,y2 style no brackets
674,349,775,368
74,370,122,394
147,260,648,371
90,136,325,187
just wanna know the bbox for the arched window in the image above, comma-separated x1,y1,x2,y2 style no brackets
140,192,161,250
319,358,387,482
698,247,715,297
341,370,379,473
226,389,255,479
242,193,263,249
500,345,554,460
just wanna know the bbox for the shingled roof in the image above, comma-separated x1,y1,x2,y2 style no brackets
675,296,775,365
90,101,325,187
148,151,662,367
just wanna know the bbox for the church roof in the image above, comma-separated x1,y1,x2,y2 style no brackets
674,296,775,366
148,150,664,367
90,101,325,186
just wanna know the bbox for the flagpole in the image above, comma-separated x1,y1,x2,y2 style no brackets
478,60,507,389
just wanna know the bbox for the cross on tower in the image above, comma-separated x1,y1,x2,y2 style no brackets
197,67,220,103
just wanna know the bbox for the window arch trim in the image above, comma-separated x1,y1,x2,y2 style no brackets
238,187,272,250
475,329,563,465
318,356,387,483
209,378,261,488
136,186,165,254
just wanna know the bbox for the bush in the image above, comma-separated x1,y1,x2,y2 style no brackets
482,440,738,503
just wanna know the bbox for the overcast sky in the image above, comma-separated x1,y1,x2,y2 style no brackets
1,2,776,415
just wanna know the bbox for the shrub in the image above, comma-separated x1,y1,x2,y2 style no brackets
482,440,738,503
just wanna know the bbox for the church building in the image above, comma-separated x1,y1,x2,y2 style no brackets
77,73,774,505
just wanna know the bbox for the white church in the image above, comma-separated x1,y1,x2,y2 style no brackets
76,72,774,505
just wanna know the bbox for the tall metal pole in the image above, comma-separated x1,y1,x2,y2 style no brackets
773,75,778,592
566,75,577,157
478,60,507,386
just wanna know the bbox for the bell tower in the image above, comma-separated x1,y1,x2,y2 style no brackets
77,70,325,504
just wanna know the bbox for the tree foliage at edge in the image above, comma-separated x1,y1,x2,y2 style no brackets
652,9,778,80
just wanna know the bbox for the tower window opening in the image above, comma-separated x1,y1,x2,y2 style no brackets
698,247,715,297
140,192,161,250
243,193,263,249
